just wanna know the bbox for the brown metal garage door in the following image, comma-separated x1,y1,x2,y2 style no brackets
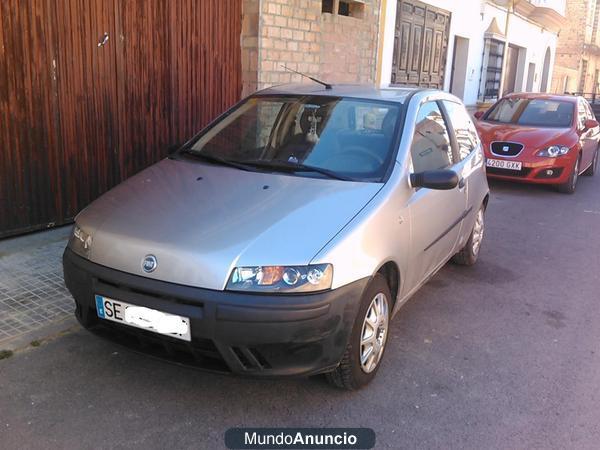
0,0,242,238
391,0,451,89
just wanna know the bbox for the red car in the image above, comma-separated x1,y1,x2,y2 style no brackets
474,93,600,193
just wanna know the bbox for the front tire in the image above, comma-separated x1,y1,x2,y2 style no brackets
557,155,580,194
326,274,392,390
452,205,485,266
583,147,598,176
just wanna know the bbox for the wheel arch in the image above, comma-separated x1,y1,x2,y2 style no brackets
483,192,490,209
375,261,401,307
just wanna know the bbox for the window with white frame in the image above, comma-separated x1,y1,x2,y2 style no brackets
480,38,505,103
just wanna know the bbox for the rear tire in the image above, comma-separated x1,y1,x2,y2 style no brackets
557,155,580,194
583,147,598,176
326,274,392,390
452,205,485,266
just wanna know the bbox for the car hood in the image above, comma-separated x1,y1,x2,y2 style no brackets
476,121,576,152
75,158,382,290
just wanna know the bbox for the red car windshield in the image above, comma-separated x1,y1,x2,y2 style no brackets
484,98,574,128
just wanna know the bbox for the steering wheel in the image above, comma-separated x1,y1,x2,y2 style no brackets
326,145,385,169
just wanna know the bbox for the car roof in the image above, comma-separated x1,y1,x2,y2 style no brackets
255,83,426,104
503,92,579,103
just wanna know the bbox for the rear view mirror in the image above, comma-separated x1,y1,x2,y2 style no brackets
410,170,459,190
473,111,485,120
584,119,599,130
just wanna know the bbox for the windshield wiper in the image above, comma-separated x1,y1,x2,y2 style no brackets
241,159,355,181
179,149,255,172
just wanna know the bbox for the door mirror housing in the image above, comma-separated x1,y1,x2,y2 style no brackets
584,118,599,130
473,111,485,120
410,170,459,190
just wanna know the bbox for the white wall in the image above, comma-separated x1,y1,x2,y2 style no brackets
379,0,559,106
483,2,558,95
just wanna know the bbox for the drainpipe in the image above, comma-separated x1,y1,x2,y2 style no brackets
497,0,515,98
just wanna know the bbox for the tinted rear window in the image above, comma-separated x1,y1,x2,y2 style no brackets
485,98,574,128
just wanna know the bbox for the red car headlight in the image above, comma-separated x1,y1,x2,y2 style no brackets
536,146,570,157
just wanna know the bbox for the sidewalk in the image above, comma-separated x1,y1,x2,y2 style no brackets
0,226,75,347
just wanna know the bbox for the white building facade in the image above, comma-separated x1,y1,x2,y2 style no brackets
377,0,566,108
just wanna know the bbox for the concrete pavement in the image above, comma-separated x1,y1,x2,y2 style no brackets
1,175,600,449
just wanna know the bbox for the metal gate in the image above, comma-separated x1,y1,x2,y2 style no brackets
391,0,451,89
0,0,242,238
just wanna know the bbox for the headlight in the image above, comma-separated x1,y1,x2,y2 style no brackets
226,264,333,293
537,146,570,157
69,224,93,258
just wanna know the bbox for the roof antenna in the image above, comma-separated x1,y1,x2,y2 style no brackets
280,65,332,90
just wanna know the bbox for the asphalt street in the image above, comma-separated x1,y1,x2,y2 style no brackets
1,174,600,450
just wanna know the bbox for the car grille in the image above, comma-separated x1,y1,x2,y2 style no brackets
490,141,524,157
89,317,232,372
486,167,532,178
87,277,272,373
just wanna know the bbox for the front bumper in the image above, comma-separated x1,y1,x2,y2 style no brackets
63,248,368,377
485,155,575,184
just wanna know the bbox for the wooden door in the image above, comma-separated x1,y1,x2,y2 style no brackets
0,0,242,238
391,0,451,89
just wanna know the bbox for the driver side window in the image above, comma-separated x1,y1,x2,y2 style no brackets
410,102,454,173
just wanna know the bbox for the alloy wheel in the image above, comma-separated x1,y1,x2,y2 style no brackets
471,208,485,256
572,157,580,190
360,292,389,373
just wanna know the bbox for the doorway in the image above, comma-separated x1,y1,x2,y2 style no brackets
540,47,551,92
502,44,519,96
450,36,469,100
526,63,536,91
391,0,451,88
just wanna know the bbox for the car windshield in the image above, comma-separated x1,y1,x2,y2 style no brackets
183,95,402,182
484,98,574,128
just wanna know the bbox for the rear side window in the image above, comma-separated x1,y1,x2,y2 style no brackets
410,102,454,173
443,101,480,160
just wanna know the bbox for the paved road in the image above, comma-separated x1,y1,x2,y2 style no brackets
2,175,600,450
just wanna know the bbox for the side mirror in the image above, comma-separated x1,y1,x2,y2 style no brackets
473,111,485,120
584,119,599,130
410,170,459,190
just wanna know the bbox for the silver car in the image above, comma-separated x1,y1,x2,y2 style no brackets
63,84,489,389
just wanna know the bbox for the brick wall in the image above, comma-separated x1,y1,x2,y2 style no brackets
241,0,260,96
553,0,600,93
258,0,322,87
320,1,381,84
241,0,381,93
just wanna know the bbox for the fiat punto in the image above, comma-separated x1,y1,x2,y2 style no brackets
63,84,489,389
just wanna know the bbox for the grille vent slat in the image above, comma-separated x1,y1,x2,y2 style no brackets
490,141,524,157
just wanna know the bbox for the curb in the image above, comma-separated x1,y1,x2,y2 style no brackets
0,315,80,353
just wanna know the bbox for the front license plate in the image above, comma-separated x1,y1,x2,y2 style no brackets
486,158,522,171
95,295,191,341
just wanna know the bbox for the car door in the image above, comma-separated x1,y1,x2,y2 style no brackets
578,98,596,170
406,100,468,289
441,100,485,244
582,99,600,169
